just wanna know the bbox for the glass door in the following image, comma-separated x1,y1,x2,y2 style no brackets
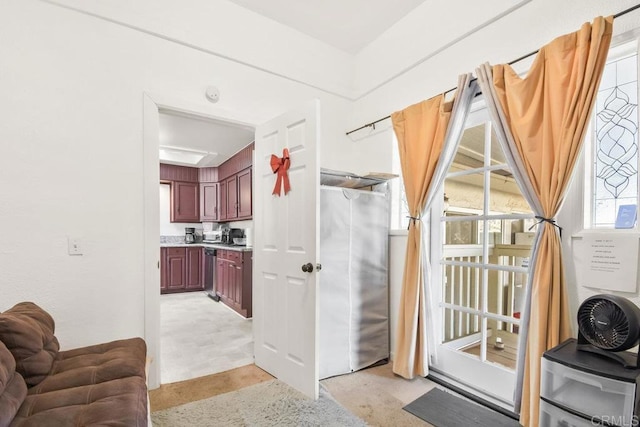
428,100,534,409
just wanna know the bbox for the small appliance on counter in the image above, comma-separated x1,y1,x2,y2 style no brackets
203,229,222,243
221,228,231,244
202,223,222,243
229,228,245,246
185,227,196,244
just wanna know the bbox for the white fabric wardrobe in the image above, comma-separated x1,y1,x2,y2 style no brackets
319,184,390,379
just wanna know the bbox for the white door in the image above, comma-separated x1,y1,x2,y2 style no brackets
428,102,533,410
253,99,320,399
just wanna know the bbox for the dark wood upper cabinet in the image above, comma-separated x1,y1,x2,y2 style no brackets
237,168,252,219
218,143,253,180
160,143,253,224
171,181,200,223
200,182,219,222
198,167,218,183
226,175,238,220
219,179,228,221
160,164,198,182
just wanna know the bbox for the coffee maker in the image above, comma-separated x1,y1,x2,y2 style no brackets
221,228,231,244
185,227,196,244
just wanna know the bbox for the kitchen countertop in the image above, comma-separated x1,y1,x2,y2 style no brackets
160,242,253,252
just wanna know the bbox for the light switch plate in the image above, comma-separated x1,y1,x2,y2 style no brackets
68,237,83,255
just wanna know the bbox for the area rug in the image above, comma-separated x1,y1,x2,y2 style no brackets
404,388,520,427
151,379,368,426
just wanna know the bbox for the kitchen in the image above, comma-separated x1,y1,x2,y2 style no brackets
158,110,256,383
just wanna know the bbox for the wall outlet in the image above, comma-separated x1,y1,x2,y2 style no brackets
68,237,83,255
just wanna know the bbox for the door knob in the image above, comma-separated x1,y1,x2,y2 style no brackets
301,263,314,273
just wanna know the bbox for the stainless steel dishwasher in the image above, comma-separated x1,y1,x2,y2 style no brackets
204,247,219,301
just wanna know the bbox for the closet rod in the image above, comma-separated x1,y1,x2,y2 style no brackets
345,3,640,136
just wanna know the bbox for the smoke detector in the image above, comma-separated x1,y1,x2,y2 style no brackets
205,86,220,103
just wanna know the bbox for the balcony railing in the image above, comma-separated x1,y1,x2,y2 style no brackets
441,244,530,343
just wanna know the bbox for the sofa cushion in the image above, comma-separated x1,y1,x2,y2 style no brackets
0,302,60,387
0,340,28,426
29,338,147,394
11,376,148,427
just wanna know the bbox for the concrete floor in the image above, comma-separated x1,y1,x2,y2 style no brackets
322,363,436,426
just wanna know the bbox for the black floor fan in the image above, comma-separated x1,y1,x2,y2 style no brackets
577,294,640,369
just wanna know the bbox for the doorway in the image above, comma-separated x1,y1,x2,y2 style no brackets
428,100,534,410
143,93,257,388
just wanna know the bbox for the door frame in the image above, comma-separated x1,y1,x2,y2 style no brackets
142,92,256,389
425,104,531,410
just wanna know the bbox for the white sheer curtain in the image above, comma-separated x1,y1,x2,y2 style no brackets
391,73,478,378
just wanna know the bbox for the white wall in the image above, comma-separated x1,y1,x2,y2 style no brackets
3,0,639,390
0,0,352,385
353,0,531,97
44,0,354,99
352,0,640,129
388,233,408,360
352,0,640,359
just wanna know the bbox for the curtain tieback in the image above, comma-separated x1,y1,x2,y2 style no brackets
406,215,421,230
530,215,562,239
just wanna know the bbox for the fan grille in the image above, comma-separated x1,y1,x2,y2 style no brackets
578,299,630,350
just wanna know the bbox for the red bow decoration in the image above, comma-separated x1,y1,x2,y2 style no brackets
270,148,291,196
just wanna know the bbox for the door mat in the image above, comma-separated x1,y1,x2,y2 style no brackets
403,388,521,427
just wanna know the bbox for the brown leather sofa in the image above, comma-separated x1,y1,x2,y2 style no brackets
0,302,148,426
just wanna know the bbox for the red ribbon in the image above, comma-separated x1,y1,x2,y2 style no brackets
270,148,291,196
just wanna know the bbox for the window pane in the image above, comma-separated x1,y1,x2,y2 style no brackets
443,308,481,346
490,127,506,166
442,264,483,309
455,123,486,169
488,169,532,214
444,172,484,212
592,46,639,228
476,321,519,370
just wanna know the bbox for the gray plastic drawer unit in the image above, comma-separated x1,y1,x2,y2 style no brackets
540,339,640,427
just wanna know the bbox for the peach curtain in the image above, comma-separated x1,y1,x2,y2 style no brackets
477,16,613,426
391,73,477,379
391,95,452,379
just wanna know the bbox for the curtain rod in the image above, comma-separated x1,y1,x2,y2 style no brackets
345,3,640,136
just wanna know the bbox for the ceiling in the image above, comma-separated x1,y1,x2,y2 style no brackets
227,0,428,54
158,111,254,168
159,1,429,166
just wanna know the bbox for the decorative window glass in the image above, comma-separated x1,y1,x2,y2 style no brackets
591,40,639,228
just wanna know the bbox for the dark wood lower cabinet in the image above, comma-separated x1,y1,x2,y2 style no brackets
185,247,203,290
160,247,204,294
160,247,167,292
215,249,252,318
